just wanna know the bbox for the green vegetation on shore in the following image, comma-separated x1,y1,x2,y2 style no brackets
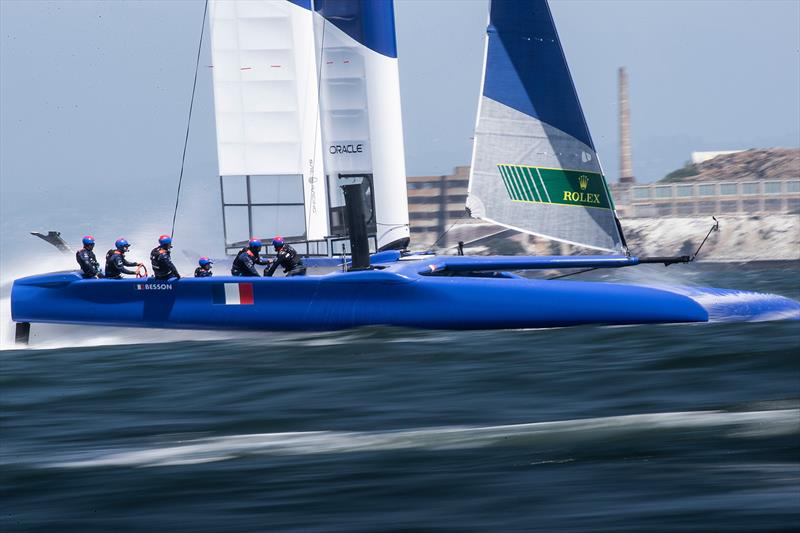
661,162,699,183
657,148,799,183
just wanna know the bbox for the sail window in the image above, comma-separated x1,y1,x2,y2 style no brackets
326,173,377,237
252,205,306,240
220,174,306,254
223,206,250,248
249,174,303,203
222,175,248,203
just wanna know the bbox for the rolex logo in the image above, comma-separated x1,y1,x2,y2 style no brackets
578,175,589,191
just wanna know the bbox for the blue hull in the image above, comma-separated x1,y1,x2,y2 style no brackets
12,255,800,331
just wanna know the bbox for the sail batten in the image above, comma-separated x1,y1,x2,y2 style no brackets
468,0,624,253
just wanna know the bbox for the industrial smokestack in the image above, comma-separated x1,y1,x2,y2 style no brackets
618,67,635,185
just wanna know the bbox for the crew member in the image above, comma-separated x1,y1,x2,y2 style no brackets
150,234,180,280
76,235,103,278
105,238,141,279
231,238,270,277
194,256,214,278
265,236,306,277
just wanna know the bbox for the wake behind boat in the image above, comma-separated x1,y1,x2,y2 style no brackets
10,0,799,342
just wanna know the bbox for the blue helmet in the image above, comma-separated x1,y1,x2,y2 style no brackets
115,238,130,251
198,256,213,267
159,234,172,247
272,236,284,249
82,235,95,247
248,238,262,251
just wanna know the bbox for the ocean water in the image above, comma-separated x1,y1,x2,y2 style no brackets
1,263,799,532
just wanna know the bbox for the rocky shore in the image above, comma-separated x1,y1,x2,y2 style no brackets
661,148,799,183
621,215,799,262
443,214,799,262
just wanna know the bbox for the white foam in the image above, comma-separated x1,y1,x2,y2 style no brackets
650,285,800,322
47,409,800,468
689,290,789,307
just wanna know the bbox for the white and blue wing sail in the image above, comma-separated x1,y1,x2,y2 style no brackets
209,0,327,248
313,0,410,251
468,0,624,252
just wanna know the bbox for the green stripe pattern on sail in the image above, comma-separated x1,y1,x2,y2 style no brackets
498,165,614,210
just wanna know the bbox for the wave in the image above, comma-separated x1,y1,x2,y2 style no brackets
46,408,800,469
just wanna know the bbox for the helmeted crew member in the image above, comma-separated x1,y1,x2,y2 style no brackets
150,234,180,280
231,238,270,277
105,238,141,279
194,256,214,278
265,236,306,277
76,235,103,278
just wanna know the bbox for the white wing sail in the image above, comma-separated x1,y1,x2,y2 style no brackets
209,0,327,250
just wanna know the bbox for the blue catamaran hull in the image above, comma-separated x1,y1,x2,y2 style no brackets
11,255,799,332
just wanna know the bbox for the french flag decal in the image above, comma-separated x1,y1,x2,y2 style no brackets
212,283,254,305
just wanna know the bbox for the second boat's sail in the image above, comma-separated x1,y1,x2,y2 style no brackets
467,0,624,252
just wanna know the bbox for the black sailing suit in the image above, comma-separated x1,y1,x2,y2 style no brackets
105,249,137,279
231,248,269,277
76,247,102,278
194,266,213,278
150,246,180,280
265,244,306,277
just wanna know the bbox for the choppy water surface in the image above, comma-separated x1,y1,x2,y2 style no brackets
2,264,799,531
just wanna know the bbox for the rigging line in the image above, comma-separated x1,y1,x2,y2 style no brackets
441,227,513,250
547,267,599,280
170,0,209,239
431,213,467,250
691,216,719,260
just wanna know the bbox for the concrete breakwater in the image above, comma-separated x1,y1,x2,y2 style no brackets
621,215,799,262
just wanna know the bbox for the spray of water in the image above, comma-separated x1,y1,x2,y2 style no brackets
0,229,226,350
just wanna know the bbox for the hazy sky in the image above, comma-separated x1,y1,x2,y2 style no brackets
395,0,800,180
1,0,799,257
